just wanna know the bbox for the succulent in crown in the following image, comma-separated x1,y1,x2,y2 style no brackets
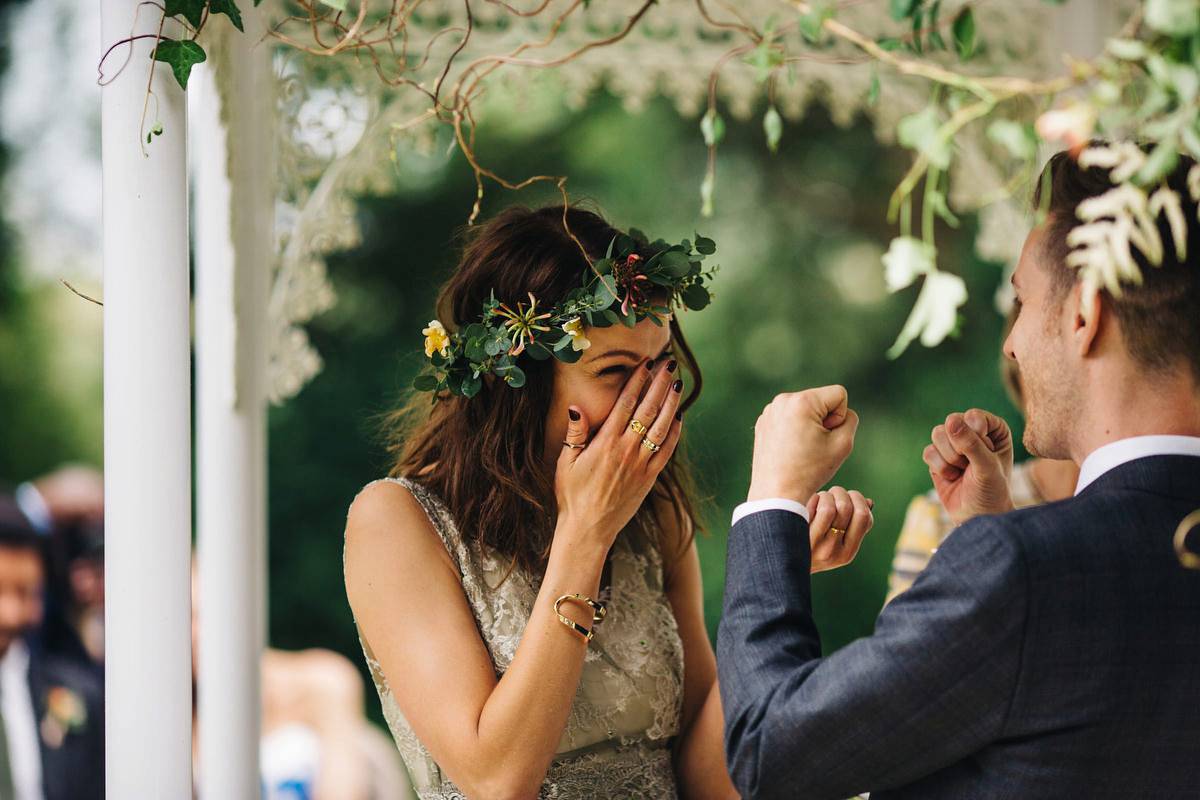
414,231,718,399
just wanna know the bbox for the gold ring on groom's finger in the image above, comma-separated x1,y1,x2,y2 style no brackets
562,441,586,450
828,526,847,535
640,437,662,453
629,418,649,436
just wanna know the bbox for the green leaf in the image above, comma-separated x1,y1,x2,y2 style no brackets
413,374,438,392
146,120,164,143
890,0,918,21
682,284,711,311
1134,138,1180,185
764,106,783,153
321,0,349,9
504,366,526,386
1145,0,1200,37
928,0,945,50
867,70,881,106
592,279,616,307
897,106,950,169
461,374,481,398
745,41,785,82
798,3,835,45
209,0,245,32
700,109,725,147
163,0,206,28
658,250,692,277
152,38,207,90
987,119,1036,161
930,190,960,228
951,8,976,61
694,235,716,255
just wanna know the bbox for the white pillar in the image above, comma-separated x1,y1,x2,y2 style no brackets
190,11,272,794
100,1,193,797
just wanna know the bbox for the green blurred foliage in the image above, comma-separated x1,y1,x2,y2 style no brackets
0,0,102,487
266,87,1026,686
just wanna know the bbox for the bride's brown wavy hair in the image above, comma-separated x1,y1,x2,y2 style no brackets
383,204,704,577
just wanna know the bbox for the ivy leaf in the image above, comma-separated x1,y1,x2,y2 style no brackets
867,70,881,106
763,106,783,153
700,109,725,147
152,38,207,90
163,0,206,29
951,8,976,61
209,0,244,32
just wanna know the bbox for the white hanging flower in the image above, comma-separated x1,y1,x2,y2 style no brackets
887,270,967,358
1145,0,1200,37
882,236,937,293
561,317,591,351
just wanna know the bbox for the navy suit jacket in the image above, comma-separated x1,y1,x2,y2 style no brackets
28,647,104,800
718,455,1200,799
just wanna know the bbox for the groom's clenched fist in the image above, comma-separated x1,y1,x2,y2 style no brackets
747,385,859,504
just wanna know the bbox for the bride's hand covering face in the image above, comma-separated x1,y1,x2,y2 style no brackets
548,318,685,553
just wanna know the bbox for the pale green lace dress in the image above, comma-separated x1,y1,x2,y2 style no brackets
353,478,685,799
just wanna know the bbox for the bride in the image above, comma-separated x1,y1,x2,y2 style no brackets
344,204,872,799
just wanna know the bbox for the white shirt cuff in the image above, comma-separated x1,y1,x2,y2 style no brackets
731,498,810,526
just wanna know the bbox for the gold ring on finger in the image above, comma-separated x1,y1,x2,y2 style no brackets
640,436,662,453
828,526,847,535
562,441,586,450
629,418,649,436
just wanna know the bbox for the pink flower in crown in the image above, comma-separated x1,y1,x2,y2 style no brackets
613,253,653,316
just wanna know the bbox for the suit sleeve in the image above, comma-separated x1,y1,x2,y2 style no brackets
717,509,1028,800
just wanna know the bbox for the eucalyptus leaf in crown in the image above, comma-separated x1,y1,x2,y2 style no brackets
414,232,718,399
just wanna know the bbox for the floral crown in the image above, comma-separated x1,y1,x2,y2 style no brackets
414,231,718,398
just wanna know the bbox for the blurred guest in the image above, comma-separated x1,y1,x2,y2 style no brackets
15,465,104,671
191,565,414,800
0,493,103,800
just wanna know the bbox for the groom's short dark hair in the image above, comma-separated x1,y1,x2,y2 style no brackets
1034,145,1200,380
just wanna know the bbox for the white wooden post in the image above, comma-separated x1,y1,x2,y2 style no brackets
100,0,193,796
191,7,273,794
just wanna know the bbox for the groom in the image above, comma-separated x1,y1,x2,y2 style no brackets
717,147,1200,799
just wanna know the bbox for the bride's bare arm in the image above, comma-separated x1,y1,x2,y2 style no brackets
345,359,683,800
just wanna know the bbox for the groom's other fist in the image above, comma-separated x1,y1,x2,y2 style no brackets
747,385,859,504
923,408,1015,524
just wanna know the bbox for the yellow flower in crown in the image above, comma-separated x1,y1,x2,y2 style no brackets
422,319,451,358
561,317,591,352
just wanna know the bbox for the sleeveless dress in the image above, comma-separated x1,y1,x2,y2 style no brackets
351,477,686,799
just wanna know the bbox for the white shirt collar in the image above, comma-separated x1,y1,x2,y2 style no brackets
1075,435,1200,494
1,639,45,800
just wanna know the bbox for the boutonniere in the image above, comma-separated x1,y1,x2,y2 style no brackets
40,686,87,749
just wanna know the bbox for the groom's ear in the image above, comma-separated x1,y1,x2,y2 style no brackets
1070,283,1104,358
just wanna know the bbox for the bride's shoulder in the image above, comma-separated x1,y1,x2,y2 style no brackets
345,478,443,555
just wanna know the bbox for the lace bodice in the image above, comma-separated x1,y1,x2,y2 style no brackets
352,477,685,799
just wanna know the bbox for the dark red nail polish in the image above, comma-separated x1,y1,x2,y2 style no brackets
666,360,678,373
672,379,682,393
568,409,580,421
